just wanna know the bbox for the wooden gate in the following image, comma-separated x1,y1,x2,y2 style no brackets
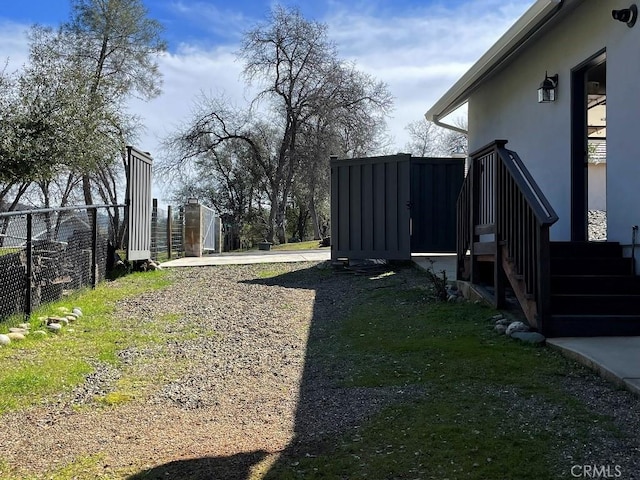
410,157,465,253
125,146,153,261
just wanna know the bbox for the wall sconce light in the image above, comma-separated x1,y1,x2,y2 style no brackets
538,72,558,103
612,4,637,27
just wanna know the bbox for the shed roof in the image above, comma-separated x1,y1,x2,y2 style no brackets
425,0,584,123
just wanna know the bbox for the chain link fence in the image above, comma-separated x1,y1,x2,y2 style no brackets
0,205,124,321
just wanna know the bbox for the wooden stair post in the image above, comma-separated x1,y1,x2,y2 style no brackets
458,140,558,330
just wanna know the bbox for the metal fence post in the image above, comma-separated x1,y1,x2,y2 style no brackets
25,213,33,319
179,206,185,256
167,205,173,260
151,198,158,261
91,208,98,289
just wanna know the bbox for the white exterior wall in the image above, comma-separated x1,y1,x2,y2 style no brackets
588,163,606,211
467,1,640,245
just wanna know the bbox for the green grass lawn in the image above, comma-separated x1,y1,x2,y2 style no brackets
271,240,324,251
230,239,325,252
264,272,624,480
0,271,171,414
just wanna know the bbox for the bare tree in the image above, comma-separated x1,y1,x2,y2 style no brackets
439,117,468,155
163,6,392,243
404,117,468,157
404,119,442,157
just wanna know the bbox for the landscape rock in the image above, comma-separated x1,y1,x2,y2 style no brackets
47,323,62,333
7,332,25,341
9,327,28,334
18,323,31,330
495,318,512,326
0,334,10,346
66,315,78,322
506,321,530,336
32,330,47,337
47,316,67,325
148,261,163,271
72,308,83,317
511,331,546,345
494,324,508,335
59,318,69,326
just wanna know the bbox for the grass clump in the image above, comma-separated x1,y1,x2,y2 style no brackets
0,270,171,414
0,454,119,480
271,240,324,251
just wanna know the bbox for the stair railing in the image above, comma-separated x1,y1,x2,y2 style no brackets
632,225,638,276
457,140,558,330
456,162,472,280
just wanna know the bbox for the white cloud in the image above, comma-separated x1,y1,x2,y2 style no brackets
0,1,535,175
322,0,534,147
129,45,248,150
0,21,31,72
163,1,261,43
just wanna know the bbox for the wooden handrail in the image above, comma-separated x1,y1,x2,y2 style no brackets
457,140,558,331
495,144,558,226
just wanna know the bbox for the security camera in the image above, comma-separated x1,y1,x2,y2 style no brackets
612,4,638,27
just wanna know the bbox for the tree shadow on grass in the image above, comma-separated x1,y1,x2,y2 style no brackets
126,450,269,480
126,262,418,480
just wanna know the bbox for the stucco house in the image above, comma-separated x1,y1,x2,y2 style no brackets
426,0,640,336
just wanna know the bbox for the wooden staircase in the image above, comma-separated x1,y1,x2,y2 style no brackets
457,140,640,338
546,241,640,337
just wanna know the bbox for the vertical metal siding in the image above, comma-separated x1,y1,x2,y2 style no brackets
373,162,387,251
126,146,153,261
410,158,465,253
361,163,374,252
331,154,411,261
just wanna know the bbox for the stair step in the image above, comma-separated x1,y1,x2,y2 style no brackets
550,241,622,258
545,315,640,337
551,257,633,275
550,294,640,315
551,275,640,295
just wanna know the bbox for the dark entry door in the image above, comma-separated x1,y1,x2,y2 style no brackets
571,50,606,241
410,157,464,252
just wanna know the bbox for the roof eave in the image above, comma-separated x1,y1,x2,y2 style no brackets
425,0,565,122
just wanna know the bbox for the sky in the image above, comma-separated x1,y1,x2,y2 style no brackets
0,0,536,190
